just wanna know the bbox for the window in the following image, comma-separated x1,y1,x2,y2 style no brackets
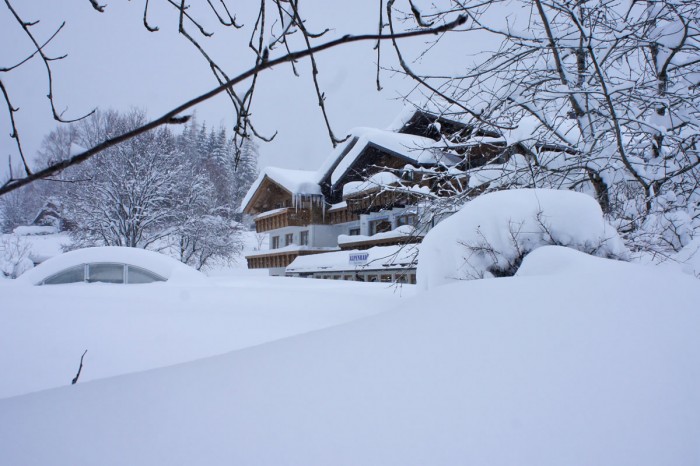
87,263,125,284
42,265,85,285
380,274,392,283
41,263,166,285
300,230,309,245
367,275,378,282
285,233,294,246
369,219,391,235
349,228,360,236
271,236,280,249
127,265,165,284
397,214,417,227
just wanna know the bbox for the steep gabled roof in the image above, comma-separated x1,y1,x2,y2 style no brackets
240,167,322,214
240,109,504,212
315,126,461,199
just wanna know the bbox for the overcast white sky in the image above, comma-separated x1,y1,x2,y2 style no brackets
0,0,473,176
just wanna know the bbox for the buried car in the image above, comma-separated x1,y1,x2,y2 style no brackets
15,246,205,285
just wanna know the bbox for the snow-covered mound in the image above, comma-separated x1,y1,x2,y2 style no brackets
1,254,698,465
418,189,627,289
15,246,204,285
515,244,632,277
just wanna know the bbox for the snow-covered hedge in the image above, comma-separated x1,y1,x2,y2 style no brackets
417,189,628,289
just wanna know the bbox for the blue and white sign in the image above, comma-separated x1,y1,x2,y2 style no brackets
349,252,369,265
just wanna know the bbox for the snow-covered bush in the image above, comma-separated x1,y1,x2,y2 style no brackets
0,235,33,279
417,189,628,289
673,238,700,279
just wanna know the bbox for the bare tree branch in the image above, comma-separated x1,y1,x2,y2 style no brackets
0,13,467,196
71,349,87,385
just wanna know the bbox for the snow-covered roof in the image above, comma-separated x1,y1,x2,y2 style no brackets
286,245,419,273
326,128,442,185
244,109,476,212
16,246,205,285
342,171,401,197
241,167,322,212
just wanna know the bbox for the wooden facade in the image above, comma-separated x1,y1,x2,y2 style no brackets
327,206,359,225
345,188,423,215
255,207,327,233
246,249,330,269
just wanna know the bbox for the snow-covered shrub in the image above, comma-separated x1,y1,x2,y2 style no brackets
417,189,628,289
0,235,33,279
673,238,700,279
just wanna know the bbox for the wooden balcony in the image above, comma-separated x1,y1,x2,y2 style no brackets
246,248,335,269
254,208,327,233
345,189,423,215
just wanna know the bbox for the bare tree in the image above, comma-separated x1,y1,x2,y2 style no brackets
376,0,700,257
0,1,466,196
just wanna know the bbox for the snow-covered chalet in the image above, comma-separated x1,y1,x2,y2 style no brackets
241,109,509,283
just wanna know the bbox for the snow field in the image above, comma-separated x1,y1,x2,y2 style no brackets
0,274,411,399
1,248,699,465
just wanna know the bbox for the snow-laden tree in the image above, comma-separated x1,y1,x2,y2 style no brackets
63,110,184,249
0,183,45,233
386,0,700,258
177,118,259,217
38,109,251,270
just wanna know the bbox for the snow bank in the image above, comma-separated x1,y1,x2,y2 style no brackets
15,246,205,285
417,189,627,289
1,255,698,465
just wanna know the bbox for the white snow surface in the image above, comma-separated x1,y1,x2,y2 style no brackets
418,189,628,289
0,273,409,399
15,246,205,285
1,249,699,465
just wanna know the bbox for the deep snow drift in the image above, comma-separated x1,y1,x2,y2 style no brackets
0,274,410,399
1,248,699,466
